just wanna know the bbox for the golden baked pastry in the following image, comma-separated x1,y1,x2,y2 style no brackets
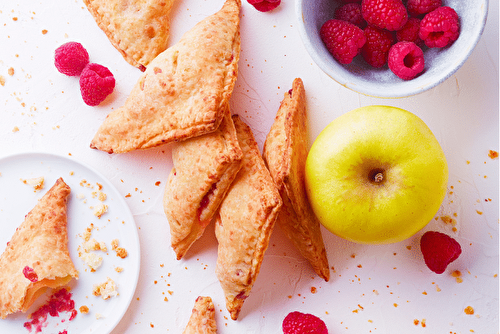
164,104,242,260
182,296,217,334
263,78,330,282
215,115,282,320
90,0,242,153
83,0,175,71
0,178,78,319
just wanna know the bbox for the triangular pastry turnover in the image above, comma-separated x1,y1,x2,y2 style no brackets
215,115,282,320
83,0,175,71
182,296,217,334
164,103,242,260
263,78,330,282
90,0,241,153
0,178,78,319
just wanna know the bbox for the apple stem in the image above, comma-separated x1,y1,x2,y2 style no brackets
374,172,384,183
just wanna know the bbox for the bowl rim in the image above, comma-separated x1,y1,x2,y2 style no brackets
295,0,489,98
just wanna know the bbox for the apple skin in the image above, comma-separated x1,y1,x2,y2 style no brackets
305,105,448,244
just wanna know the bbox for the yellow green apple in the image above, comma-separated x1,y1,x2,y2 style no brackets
305,105,448,244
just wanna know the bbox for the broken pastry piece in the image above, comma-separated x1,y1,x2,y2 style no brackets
182,296,217,334
83,0,175,71
164,104,242,260
263,78,330,282
0,178,79,319
90,0,242,153
215,115,282,320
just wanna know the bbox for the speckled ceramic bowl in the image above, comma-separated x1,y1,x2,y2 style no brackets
296,0,489,98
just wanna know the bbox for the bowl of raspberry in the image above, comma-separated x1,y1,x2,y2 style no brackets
295,0,488,98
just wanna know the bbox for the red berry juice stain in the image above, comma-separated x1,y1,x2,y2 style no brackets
23,288,77,333
23,266,38,283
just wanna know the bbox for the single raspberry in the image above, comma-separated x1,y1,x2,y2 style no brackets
407,0,442,17
334,3,367,29
282,311,328,334
248,0,280,12
419,6,460,48
396,17,423,45
362,25,395,68
388,41,425,80
320,19,366,65
361,0,408,31
420,231,462,274
79,63,115,106
54,42,89,76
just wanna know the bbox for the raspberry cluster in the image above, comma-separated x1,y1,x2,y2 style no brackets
319,0,461,80
54,42,115,106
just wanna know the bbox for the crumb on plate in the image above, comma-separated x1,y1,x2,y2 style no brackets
93,277,118,300
21,176,45,191
93,203,108,218
111,239,128,259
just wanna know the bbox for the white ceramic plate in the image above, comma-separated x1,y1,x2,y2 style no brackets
0,152,140,334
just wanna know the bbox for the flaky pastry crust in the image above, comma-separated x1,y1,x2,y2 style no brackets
263,78,330,282
215,115,282,321
90,0,241,153
182,296,217,334
164,104,242,260
0,178,78,319
83,0,175,71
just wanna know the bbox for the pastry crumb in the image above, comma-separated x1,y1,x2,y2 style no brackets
464,306,474,315
451,270,463,283
488,150,498,159
79,252,103,272
93,203,108,218
111,239,128,259
21,176,45,191
93,277,118,300
79,305,89,314
82,238,107,252
78,227,107,271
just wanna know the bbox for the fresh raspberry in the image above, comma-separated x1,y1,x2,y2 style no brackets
388,41,425,80
420,231,462,274
362,25,395,68
248,0,280,12
282,311,328,334
334,3,367,29
79,63,115,106
407,0,442,17
361,0,408,31
54,42,89,76
419,6,460,48
396,17,423,45
320,19,366,65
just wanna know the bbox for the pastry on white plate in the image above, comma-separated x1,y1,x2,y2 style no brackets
0,178,78,319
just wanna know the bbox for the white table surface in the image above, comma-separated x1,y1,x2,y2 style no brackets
0,0,498,333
